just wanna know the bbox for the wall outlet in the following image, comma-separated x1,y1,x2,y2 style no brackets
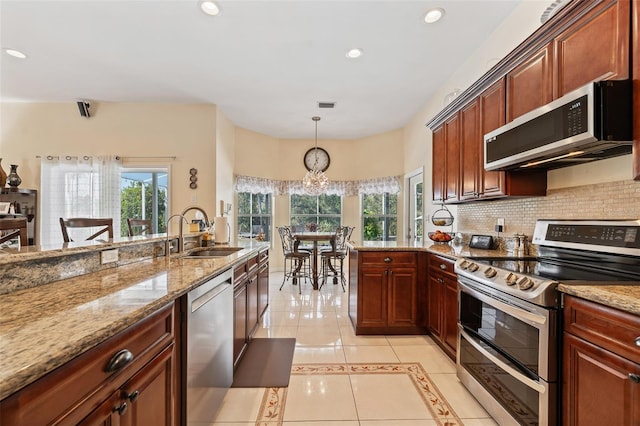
101,249,119,264
497,218,505,227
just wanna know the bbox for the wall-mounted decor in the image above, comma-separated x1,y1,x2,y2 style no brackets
189,168,197,189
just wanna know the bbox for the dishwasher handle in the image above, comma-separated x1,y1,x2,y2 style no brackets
191,280,232,313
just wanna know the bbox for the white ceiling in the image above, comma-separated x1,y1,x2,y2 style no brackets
0,0,525,139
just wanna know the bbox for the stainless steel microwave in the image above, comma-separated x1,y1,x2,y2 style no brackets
484,79,632,171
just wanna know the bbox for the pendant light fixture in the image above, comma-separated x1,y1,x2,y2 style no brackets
302,116,329,195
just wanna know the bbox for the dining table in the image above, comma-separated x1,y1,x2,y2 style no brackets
292,232,337,290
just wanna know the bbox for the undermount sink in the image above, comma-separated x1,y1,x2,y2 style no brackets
183,247,243,258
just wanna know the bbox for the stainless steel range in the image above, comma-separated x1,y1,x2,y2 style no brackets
454,219,640,426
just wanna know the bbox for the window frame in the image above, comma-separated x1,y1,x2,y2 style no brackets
289,194,342,232
120,168,169,236
361,192,398,242
237,192,273,242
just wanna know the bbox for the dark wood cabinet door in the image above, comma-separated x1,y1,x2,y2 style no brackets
246,274,259,339
233,284,247,366
77,391,122,426
459,98,480,201
358,266,388,328
432,125,445,203
442,276,458,358
444,114,460,203
479,79,507,198
563,332,640,426
121,344,174,426
554,0,630,97
633,0,640,181
258,261,269,318
387,267,417,327
427,275,442,339
506,43,553,121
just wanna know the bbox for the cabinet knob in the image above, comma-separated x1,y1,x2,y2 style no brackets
628,373,640,383
113,402,128,416
439,264,447,270
635,336,640,347
437,278,444,284
384,257,392,263
105,349,134,373
126,390,140,403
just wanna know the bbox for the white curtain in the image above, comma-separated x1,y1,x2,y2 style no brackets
235,175,401,196
40,155,122,246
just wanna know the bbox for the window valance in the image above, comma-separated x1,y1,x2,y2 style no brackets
235,175,401,196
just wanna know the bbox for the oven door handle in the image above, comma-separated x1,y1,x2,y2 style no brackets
459,326,547,393
458,280,547,327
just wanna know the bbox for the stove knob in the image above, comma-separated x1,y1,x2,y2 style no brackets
517,276,534,291
458,260,469,270
468,263,479,272
483,267,497,278
505,273,518,286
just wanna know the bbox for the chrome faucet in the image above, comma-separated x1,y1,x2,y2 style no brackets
166,213,188,255
180,206,211,252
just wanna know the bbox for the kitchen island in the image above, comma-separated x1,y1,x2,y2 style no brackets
0,237,268,411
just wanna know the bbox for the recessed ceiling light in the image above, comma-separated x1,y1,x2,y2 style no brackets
424,7,445,24
4,48,27,59
200,1,220,16
346,48,363,59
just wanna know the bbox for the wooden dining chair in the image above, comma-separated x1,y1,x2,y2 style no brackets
127,218,152,236
59,218,114,242
0,217,28,246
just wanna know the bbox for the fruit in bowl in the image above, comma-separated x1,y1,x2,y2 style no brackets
428,230,453,243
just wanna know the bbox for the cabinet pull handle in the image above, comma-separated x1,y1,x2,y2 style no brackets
439,264,447,270
126,390,140,403
635,337,640,347
384,257,392,263
629,373,640,383
113,402,128,416
105,349,134,373
385,270,388,276
438,278,444,284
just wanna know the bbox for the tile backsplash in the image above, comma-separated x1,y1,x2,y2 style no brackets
457,179,640,237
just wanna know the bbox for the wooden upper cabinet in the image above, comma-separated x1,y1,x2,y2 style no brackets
432,125,445,203
479,79,507,198
444,114,460,203
633,0,639,181
554,0,630,97
506,43,554,121
459,99,480,202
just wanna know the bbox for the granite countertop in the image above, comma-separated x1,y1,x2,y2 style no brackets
0,241,268,400
349,239,514,260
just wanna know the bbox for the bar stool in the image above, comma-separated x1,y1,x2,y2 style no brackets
60,218,114,242
0,217,27,247
319,226,352,292
277,226,312,294
127,218,152,236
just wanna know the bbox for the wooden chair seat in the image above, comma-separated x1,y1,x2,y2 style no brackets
59,218,114,242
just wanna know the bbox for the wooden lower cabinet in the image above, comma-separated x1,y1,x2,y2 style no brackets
563,295,640,425
350,251,423,334
427,254,458,360
233,250,270,367
1,303,177,426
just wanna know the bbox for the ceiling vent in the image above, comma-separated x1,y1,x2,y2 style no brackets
318,102,335,109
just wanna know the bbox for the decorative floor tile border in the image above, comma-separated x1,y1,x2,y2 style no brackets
255,362,464,426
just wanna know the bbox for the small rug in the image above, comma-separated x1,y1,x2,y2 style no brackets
232,338,296,388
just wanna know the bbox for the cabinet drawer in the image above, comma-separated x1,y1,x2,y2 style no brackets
259,249,269,264
247,254,259,274
564,295,640,364
360,251,417,266
234,263,247,282
1,303,175,425
428,254,456,277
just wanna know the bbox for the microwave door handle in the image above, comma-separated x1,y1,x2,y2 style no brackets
459,327,547,393
458,280,547,328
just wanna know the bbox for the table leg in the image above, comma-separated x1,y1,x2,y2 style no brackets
312,241,319,290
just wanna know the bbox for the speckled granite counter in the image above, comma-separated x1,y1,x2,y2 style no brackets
0,241,268,400
349,239,512,259
558,283,640,316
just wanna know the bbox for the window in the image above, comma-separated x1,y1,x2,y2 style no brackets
238,192,272,241
120,169,168,236
362,193,397,241
290,194,341,232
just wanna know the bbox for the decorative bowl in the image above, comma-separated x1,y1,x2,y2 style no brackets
428,231,453,244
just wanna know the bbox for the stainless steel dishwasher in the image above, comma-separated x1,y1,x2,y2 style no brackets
183,268,233,425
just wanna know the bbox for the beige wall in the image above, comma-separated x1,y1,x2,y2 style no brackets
0,102,218,235
214,109,236,237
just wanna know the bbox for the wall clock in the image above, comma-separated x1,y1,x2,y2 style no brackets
303,147,330,172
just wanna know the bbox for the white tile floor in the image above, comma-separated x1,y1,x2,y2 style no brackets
210,271,497,426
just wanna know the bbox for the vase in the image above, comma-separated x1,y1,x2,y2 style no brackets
0,159,6,188
7,164,21,188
